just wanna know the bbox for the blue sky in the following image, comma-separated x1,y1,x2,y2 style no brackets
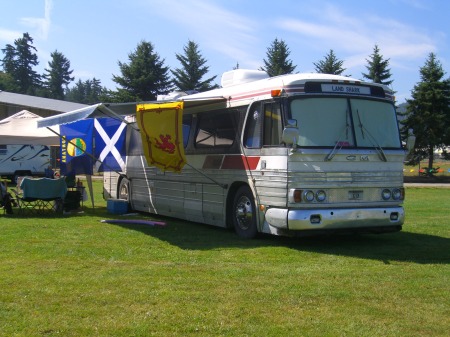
1,0,449,103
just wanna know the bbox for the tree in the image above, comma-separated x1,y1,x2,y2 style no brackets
1,44,16,74
362,45,393,86
260,38,296,77
171,40,218,92
402,53,450,172
65,78,109,104
0,32,41,94
42,50,74,99
112,40,172,102
0,71,17,91
313,49,346,75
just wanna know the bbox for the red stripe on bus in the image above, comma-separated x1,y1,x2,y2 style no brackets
221,155,260,170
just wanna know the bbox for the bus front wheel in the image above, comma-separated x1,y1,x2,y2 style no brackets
232,186,258,239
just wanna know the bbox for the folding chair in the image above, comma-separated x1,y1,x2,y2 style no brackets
0,192,6,214
13,177,67,215
1,181,14,215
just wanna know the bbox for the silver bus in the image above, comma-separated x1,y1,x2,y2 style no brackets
104,69,412,238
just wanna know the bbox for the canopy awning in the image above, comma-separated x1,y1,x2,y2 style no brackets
182,96,227,114
36,103,130,128
37,97,227,128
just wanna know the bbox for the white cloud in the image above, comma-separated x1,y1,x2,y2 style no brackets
20,0,53,40
72,70,96,81
392,0,429,10
141,0,261,68
277,18,372,53
276,3,437,68
0,29,22,43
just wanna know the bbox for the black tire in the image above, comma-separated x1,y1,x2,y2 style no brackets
232,185,258,239
118,177,130,201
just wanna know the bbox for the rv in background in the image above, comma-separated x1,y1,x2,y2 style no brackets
0,144,51,182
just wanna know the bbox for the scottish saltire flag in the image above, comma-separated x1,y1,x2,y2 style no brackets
60,119,94,175
136,102,186,172
94,118,126,172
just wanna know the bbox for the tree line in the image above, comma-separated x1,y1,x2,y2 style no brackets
1,33,449,169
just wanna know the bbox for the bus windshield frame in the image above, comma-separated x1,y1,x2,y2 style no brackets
289,97,402,149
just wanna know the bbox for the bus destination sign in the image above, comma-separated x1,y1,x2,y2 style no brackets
321,84,371,95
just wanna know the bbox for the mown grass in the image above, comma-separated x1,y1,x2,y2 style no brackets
0,182,449,336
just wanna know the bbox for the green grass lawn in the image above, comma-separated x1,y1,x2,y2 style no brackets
0,182,449,336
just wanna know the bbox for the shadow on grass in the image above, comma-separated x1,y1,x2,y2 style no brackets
100,211,450,265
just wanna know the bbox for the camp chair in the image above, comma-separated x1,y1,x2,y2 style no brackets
1,181,14,215
0,190,6,214
13,177,67,215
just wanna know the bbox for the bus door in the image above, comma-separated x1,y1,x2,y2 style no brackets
243,100,288,208
244,100,283,148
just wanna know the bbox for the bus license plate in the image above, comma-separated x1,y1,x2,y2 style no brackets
348,190,363,200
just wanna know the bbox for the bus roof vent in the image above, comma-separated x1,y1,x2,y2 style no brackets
157,91,189,101
221,69,269,88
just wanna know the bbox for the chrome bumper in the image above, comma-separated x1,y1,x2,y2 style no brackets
265,206,404,231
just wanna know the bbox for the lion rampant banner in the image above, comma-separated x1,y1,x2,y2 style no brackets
136,102,186,172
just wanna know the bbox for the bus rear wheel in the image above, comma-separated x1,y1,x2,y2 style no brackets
232,185,258,239
118,177,130,201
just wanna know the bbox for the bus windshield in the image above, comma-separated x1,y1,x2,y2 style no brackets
290,97,401,148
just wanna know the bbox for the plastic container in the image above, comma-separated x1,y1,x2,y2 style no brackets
107,199,129,215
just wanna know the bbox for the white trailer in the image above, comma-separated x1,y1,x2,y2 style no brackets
0,144,51,182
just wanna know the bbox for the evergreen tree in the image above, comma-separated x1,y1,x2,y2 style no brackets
171,40,218,92
65,78,109,104
112,40,172,102
0,71,17,91
42,50,74,100
260,38,296,77
0,33,41,94
1,44,17,74
313,49,346,75
402,53,450,172
362,45,393,85
65,79,85,103
1,44,19,92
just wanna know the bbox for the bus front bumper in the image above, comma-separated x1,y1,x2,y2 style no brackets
264,206,404,231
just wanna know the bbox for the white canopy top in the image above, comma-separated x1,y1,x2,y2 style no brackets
0,110,60,145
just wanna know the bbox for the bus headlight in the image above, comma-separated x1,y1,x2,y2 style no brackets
392,188,403,200
381,189,391,200
316,190,326,202
303,190,315,202
290,189,328,203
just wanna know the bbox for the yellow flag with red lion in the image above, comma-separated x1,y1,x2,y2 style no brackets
136,102,186,172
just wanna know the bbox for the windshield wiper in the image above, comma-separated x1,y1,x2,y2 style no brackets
356,109,387,162
325,110,351,161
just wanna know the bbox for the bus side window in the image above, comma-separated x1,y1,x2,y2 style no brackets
263,103,282,146
243,106,262,148
195,110,236,148
182,115,192,148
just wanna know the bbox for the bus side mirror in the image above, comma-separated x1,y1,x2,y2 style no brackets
282,119,299,147
406,128,416,154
